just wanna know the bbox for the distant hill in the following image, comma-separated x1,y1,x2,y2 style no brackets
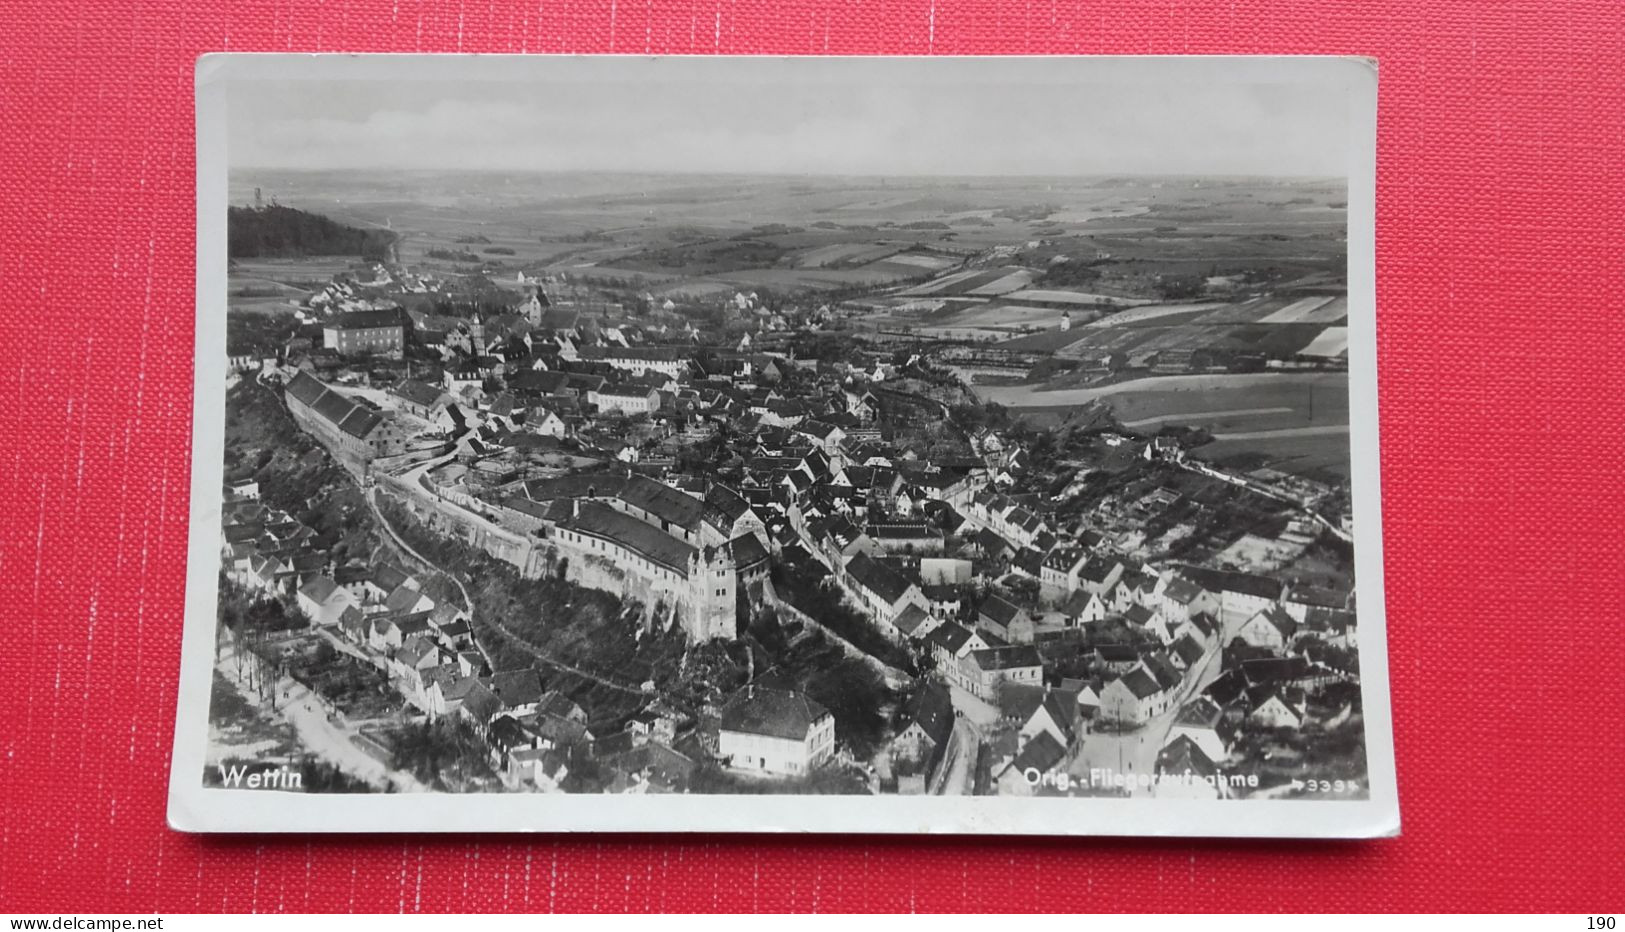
228,205,396,261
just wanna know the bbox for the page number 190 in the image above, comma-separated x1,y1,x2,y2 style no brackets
1589,918,1616,929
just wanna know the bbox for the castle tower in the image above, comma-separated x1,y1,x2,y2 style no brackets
687,543,738,643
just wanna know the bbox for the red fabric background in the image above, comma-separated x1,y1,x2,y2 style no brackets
2,0,1622,913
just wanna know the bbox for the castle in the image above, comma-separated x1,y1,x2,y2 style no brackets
505,474,770,643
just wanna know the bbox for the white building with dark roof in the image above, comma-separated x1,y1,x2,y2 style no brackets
718,685,835,776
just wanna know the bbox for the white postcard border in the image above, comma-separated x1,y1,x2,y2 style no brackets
170,53,1396,837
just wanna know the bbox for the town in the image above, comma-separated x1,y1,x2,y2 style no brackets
210,180,1366,800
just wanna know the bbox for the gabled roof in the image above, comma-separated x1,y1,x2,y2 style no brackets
1186,611,1220,638
1175,564,1283,602
845,553,916,606
1143,654,1184,692
561,501,697,575
327,308,405,331
1156,734,1218,778
902,683,956,749
1172,634,1206,667
1124,603,1157,626
1004,730,1068,777
1173,696,1225,730
384,583,430,614
726,533,769,568
719,686,830,741
390,379,444,408
979,594,1027,627
1116,667,1163,700
1078,556,1121,584
968,644,1043,672
619,475,704,531
923,621,979,655
1247,605,1299,640
1161,575,1207,605
1287,584,1350,610
488,669,547,709
298,576,340,604
894,604,934,638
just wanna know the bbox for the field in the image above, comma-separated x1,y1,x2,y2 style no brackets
977,371,1350,477
1298,326,1350,358
1193,429,1353,478
901,267,1035,297
231,170,1347,307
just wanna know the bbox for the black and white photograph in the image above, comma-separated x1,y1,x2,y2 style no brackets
172,54,1395,835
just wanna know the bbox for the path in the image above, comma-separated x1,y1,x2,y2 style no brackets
1210,424,1350,441
1120,406,1294,429
931,717,979,796
767,592,914,689
368,486,654,701
1068,615,1235,796
972,371,1346,408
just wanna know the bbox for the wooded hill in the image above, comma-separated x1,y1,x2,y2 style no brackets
228,204,396,261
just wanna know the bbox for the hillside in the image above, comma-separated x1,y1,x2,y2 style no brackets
227,204,397,260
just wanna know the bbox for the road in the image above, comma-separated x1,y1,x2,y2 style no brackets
931,717,979,796
1068,618,1235,797
216,640,427,793
971,371,1347,408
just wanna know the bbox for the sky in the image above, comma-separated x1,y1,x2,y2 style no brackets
225,58,1353,177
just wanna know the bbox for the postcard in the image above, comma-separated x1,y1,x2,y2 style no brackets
170,53,1396,836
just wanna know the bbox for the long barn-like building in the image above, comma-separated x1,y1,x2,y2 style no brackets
285,370,407,477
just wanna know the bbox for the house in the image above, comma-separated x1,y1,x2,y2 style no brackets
1166,697,1232,764
894,603,940,640
1174,564,1284,625
1039,547,1087,596
977,594,1035,644
717,685,836,777
365,564,417,603
589,385,661,416
921,622,989,691
389,379,446,419
1283,583,1351,622
295,576,356,626
1123,602,1171,641
1169,633,1208,671
963,645,1044,701
993,730,1069,797
1235,605,1299,651
525,406,567,439
369,612,433,653
1098,667,1169,726
507,746,571,792
1298,606,1358,650
488,669,548,719
1154,735,1226,800
1153,573,1220,625
383,583,435,616
841,553,926,634
1248,689,1308,729
1006,685,1081,750
322,308,406,358
1076,557,1124,597
1057,589,1108,627
893,682,956,772
1176,611,1222,650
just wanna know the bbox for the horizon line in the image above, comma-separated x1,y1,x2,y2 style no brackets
230,166,1346,181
